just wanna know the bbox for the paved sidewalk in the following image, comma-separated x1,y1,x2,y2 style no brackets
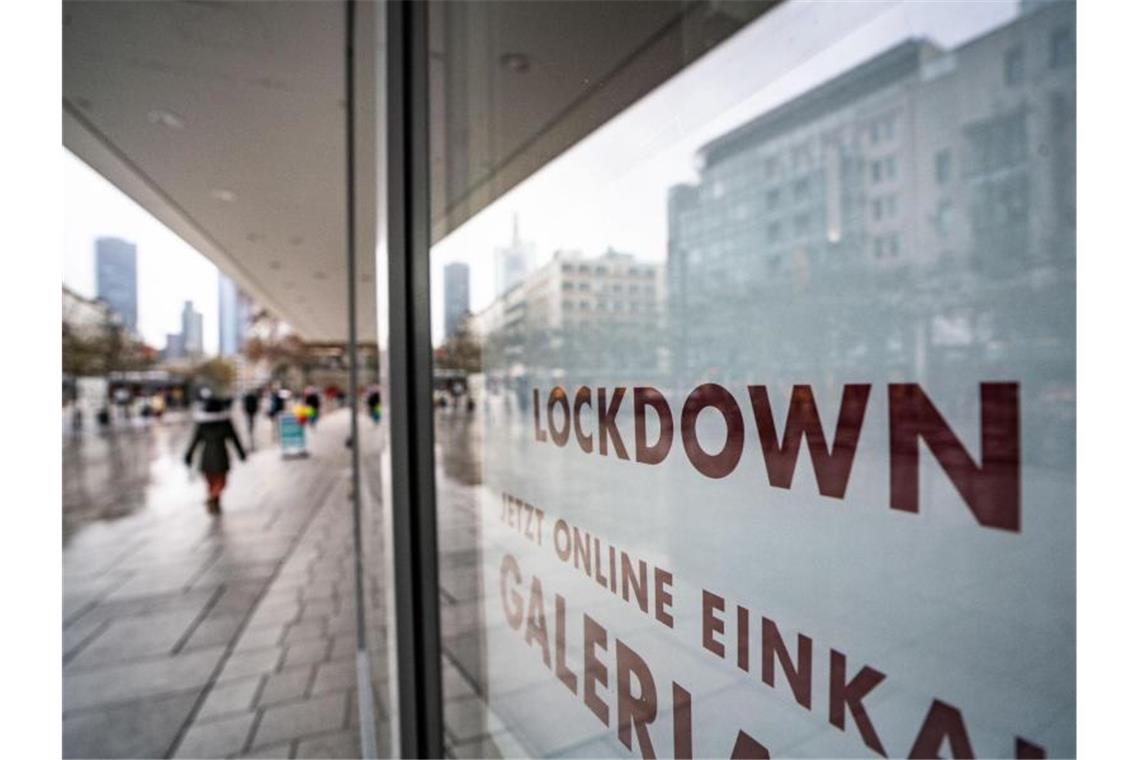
63,409,380,759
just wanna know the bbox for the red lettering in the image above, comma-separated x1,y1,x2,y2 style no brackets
524,576,550,667
500,553,523,630
680,383,745,479
533,388,547,442
761,617,812,709
616,639,658,758
702,590,726,658
547,387,571,447
654,568,674,628
889,383,1020,531
747,384,870,498
829,650,887,756
573,386,594,453
584,614,610,726
555,594,578,695
908,700,975,759
598,387,629,459
730,731,771,759
673,684,693,760
634,386,674,465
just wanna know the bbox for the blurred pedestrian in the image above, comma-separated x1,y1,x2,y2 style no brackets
184,397,246,515
151,392,166,421
242,388,261,449
267,388,286,442
304,387,322,429
366,387,381,426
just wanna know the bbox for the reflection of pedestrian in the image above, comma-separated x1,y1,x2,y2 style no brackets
184,397,246,515
366,388,381,425
304,389,321,429
267,389,286,442
242,389,260,449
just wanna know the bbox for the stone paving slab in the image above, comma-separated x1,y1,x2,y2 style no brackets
63,410,375,759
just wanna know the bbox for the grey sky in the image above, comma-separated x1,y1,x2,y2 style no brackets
63,149,220,354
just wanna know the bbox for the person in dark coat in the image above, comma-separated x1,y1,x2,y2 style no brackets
242,389,261,448
184,397,246,514
304,388,322,429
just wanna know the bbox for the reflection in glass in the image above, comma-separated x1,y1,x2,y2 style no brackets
430,1,1075,756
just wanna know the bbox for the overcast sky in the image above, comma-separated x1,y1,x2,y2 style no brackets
63,149,220,354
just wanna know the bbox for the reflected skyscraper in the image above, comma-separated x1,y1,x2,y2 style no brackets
94,237,138,333
443,262,470,339
181,300,204,357
493,214,536,297
218,272,251,356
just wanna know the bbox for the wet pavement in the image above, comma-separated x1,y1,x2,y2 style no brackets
62,408,385,759
62,403,516,759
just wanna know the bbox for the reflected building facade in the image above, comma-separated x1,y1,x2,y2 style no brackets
473,248,664,393
667,1,1075,388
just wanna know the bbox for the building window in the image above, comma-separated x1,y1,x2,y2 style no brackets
872,198,883,221
936,149,952,184
793,177,810,202
936,201,954,237
794,212,811,236
1004,45,1024,86
767,221,782,243
870,160,881,183
1050,26,1074,69
885,156,897,180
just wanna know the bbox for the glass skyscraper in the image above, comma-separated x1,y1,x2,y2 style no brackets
94,237,137,333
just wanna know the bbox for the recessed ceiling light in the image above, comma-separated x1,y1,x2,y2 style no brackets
500,52,531,73
211,188,236,202
147,109,185,129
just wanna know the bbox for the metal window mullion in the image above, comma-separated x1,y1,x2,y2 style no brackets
386,1,443,757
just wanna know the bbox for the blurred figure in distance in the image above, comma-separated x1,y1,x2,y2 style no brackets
184,396,246,515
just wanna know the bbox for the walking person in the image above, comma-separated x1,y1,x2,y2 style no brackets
304,387,322,430
242,388,261,450
267,387,286,443
366,387,382,426
184,397,246,515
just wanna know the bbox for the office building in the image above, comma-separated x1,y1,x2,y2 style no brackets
218,272,251,356
94,237,138,333
181,300,204,357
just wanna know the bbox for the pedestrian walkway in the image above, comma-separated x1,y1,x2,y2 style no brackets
63,409,381,759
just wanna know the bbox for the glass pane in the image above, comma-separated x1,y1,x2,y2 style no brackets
429,1,1075,757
